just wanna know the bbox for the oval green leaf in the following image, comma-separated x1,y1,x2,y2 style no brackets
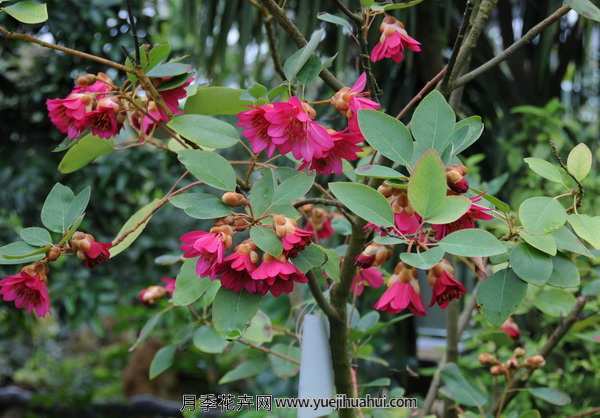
167,115,239,149
329,182,394,227
478,268,527,326
439,229,507,257
357,110,414,167
177,150,237,191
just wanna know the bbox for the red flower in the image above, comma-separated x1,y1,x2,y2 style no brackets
431,196,493,240
427,260,466,308
298,129,362,175
273,215,312,257
331,72,380,133
237,104,278,156
161,277,176,294
251,254,308,297
374,262,426,316
305,207,335,241
501,318,520,340
356,243,391,268
446,165,469,194
351,267,384,296
46,94,91,139
138,277,176,305
220,241,269,295
0,263,50,317
70,232,112,268
180,225,233,278
370,16,421,63
86,97,122,139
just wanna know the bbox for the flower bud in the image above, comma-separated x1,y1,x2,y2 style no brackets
479,353,497,366
139,285,168,304
490,365,506,376
222,192,248,207
513,347,526,357
525,355,546,369
446,164,469,194
377,184,393,198
75,73,97,87
46,246,62,262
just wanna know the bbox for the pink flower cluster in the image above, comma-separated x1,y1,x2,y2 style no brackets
370,15,422,63
0,263,50,317
47,72,192,141
180,216,313,296
238,73,379,175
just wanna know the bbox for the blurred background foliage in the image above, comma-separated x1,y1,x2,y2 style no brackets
0,0,599,417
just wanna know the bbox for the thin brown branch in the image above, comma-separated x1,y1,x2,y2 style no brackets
264,17,287,80
256,0,344,91
453,5,572,89
0,25,130,73
332,0,362,24
307,271,341,322
294,198,345,209
440,0,475,94
237,338,300,365
395,66,447,120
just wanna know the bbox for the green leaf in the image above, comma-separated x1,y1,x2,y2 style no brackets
509,243,553,286
184,87,254,115
169,192,231,219
40,183,90,233
376,0,425,10
269,343,301,378
427,195,471,224
272,172,314,206
519,197,567,234
144,43,171,71
553,226,593,257
242,310,273,344
565,0,600,22
329,182,394,227
400,246,445,270
219,359,264,384
0,242,45,265
449,116,484,155
167,115,239,149
58,135,113,174
523,158,564,184
520,230,557,256
533,288,576,317
527,387,571,406
4,0,47,24
292,244,326,273
19,227,52,247
567,214,600,249
149,345,176,379
249,169,275,216
357,110,414,167
354,164,406,179
317,12,353,32
478,269,527,326
146,62,191,77
283,29,324,82
547,256,580,288
172,260,213,306
439,229,507,257
129,309,166,351
178,150,237,191
110,199,162,258
193,325,229,354
410,90,455,155
407,150,446,219
212,288,262,337
250,226,283,257
439,363,488,407
295,55,324,85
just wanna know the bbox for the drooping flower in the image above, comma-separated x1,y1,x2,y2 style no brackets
273,215,313,257
431,196,493,240
298,129,362,175
446,164,469,194
351,267,384,296
303,206,335,241
46,94,92,139
374,262,426,316
158,77,193,114
251,254,308,297
370,16,421,63
237,104,278,156
331,72,380,133
501,317,520,340
356,243,391,268
220,241,269,295
180,225,234,277
138,277,176,305
390,190,422,235
86,96,123,139
264,97,334,162
0,263,50,317
70,232,112,268
427,260,466,308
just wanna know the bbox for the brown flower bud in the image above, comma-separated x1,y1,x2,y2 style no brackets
513,347,526,357
222,192,248,207
46,246,62,262
75,73,97,87
525,355,546,369
506,357,519,369
377,184,393,198
490,365,506,376
479,353,498,366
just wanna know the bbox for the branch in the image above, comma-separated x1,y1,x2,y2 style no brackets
332,0,362,24
307,271,341,322
293,198,345,209
493,296,588,415
395,66,447,120
453,5,572,89
237,338,301,365
257,0,344,91
263,17,287,80
0,25,130,73
125,0,141,64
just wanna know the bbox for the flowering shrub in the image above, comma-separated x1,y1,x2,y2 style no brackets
1,0,599,416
